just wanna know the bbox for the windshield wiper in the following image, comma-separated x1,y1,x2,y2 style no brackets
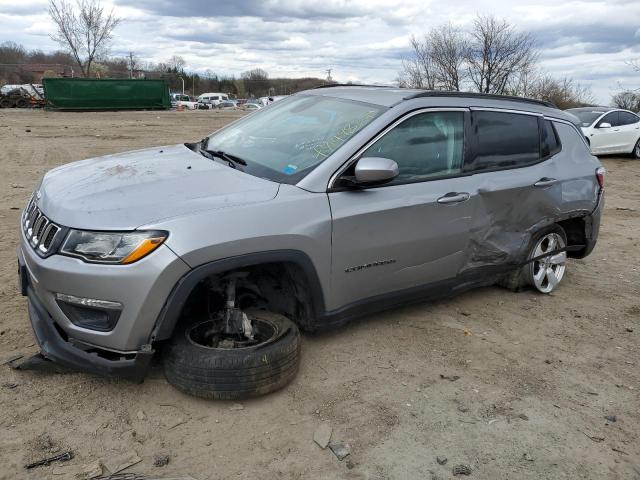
199,148,247,170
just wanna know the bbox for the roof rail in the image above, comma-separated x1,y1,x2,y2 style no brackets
312,83,395,89
407,90,557,109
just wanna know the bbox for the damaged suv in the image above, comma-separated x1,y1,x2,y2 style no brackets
17,86,604,399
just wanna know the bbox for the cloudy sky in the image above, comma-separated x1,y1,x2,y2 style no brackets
1,0,639,103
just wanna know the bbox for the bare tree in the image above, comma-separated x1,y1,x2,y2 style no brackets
465,15,537,94
611,91,640,111
167,55,186,73
48,0,121,77
397,35,438,89
429,24,468,91
521,75,594,109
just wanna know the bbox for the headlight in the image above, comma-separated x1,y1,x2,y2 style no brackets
61,230,168,264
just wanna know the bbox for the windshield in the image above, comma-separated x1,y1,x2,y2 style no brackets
205,95,385,183
567,109,605,127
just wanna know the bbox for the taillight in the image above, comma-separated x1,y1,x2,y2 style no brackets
596,166,605,189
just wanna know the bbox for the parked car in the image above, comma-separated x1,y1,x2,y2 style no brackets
242,102,262,111
170,93,198,110
217,100,238,110
18,87,603,400
197,92,228,108
567,107,640,158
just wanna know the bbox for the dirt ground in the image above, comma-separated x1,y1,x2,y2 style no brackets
0,109,638,480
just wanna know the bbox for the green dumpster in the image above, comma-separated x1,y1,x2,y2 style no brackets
43,78,170,111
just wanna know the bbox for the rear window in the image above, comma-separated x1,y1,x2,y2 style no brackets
618,111,640,126
542,120,561,158
472,111,540,171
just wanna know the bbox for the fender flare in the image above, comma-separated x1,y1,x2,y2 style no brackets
149,250,326,342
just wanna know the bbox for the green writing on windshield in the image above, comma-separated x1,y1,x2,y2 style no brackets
313,110,378,159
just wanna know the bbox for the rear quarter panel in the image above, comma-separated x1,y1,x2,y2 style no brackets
553,121,601,214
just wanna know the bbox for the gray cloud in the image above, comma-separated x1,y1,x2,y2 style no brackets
2,0,638,104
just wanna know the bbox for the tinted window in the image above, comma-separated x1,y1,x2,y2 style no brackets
542,120,561,157
472,111,540,170
598,112,619,127
618,111,640,126
362,111,464,184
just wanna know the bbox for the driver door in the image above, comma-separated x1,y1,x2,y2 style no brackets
328,109,475,309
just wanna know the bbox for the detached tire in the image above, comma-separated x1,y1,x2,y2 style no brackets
163,309,301,400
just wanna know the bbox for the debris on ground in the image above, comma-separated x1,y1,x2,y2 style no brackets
82,460,104,478
437,456,448,465
452,464,472,476
328,442,351,461
522,453,535,462
0,353,24,366
440,374,460,382
153,454,170,467
2,382,18,389
346,459,356,469
137,410,146,421
103,451,142,474
24,451,74,469
313,422,332,449
581,431,605,443
11,183,25,188
228,403,244,411
625,327,634,332
604,415,617,423
93,475,197,480
518,413,529,421
463,329,473,336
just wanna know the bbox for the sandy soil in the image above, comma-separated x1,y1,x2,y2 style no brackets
0,109,638,480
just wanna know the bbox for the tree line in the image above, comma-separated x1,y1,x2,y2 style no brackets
397,15,596,109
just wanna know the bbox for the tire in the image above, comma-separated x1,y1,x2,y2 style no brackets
632,138,640,159
0,98,12,108
499,225,568,294
163,309,301,400
15,98,28,108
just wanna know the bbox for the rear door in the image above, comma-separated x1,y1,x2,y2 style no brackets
616,111,640,152
463,109,561,271
328,109,476,308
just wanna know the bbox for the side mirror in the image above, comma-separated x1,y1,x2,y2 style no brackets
598,122,612,129
353,157,399,185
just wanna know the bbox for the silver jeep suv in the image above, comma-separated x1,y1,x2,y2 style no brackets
17,86,604,399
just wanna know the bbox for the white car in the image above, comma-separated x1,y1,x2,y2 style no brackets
170,93,198,110
567,107,640,158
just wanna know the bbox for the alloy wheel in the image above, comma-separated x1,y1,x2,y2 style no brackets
529,232,567,293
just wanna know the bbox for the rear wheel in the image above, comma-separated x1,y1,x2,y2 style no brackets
163,309,301,400
632,138,640,159
500,225,567,294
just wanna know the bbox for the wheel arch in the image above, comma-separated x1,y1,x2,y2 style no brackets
149,249,326,343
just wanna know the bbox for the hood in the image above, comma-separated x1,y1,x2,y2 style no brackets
38,144,280,230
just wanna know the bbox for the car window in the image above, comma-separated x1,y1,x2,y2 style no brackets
618,111,640,126
472,111,540,171
598,112,619,127
542,120,561,158
362,111,464,185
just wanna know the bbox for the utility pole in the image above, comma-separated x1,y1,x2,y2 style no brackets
128,51,135,79
325,68,332,82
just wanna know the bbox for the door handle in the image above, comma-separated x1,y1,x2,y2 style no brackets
534,177,558,188
437,192,470,204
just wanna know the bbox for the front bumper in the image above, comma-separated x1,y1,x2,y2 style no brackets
23,274,153,381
